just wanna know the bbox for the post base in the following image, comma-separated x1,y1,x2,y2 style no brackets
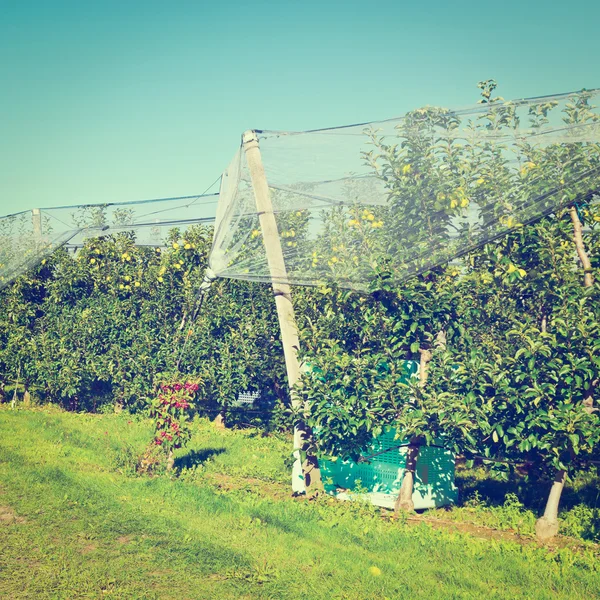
394,499,415,513
535,516,559,541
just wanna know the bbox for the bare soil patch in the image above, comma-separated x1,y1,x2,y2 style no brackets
116,534,134,545
80,543,98,554
402,513,599,554
0,504,26,525
203,473,598,554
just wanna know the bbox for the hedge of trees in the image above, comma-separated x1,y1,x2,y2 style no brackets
294,199,599,537
293,83,600,539
0,82,598,541
0,225,287,427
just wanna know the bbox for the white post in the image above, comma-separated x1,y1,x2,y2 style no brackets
32,208,42,243
242,130,317,494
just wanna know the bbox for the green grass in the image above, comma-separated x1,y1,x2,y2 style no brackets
436,463,600,542
1,406,599,599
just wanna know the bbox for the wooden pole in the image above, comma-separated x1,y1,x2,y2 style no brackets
242,130,319,494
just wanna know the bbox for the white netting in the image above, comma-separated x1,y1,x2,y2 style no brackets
0,194,218,288
209,90,600,290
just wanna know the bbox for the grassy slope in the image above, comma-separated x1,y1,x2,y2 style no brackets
0,407,599,600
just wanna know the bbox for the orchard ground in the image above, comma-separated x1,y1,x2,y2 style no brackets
1,405,599,600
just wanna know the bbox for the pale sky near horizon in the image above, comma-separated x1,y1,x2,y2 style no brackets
1,0,599,215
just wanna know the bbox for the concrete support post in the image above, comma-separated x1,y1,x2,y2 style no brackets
242,130,320,494
32,208,42,244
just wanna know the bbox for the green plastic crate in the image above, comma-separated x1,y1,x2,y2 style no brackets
312,359,456,509
320,429,457,510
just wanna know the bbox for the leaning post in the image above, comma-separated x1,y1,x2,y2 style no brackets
32,208,42,244
242,130,321,494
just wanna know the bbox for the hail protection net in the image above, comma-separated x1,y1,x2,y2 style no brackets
0,194,218,288
210,90,600,291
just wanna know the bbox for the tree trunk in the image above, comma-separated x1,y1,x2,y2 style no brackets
395,442,419,513
418,348,432,386
582,387,595,415
303,452,323,491
435,330,447,351
395,347,432,513
213,412,225,429
534,208,595,540
166,450,175,472
569,206,594,288
535,469,566,541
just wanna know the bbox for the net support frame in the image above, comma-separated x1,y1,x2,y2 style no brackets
32,208,42,240
242,129,318,494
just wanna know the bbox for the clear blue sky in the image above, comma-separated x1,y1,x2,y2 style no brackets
1,0,599,215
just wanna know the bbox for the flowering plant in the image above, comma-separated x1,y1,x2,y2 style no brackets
148,380,201,462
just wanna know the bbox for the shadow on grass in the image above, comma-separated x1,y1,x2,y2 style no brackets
456,463,600,513
174,447,226,470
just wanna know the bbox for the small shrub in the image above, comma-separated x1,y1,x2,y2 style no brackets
147,379,202,469
560,505,600,542
112,442,139,476
136,444,168,477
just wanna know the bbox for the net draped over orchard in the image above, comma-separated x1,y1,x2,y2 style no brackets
209,90,600,290
1,89,599,293
0,194,218,289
